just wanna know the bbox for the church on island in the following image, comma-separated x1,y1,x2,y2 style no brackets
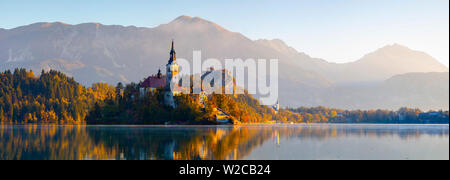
138,41,236,124
139,40,185,108
138,41,277,123
139,40,239,107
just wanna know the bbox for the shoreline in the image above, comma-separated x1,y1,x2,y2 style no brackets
1,123,448,127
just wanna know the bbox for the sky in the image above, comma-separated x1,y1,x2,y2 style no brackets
0,0,448,66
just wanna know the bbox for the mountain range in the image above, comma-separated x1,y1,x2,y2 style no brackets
0,16,448,110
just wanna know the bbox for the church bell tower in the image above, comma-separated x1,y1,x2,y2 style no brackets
166,40,179,86
165,40,179,108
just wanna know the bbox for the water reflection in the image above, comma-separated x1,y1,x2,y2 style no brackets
0,125,448,160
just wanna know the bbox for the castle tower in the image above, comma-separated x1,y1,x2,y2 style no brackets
165,40,179,108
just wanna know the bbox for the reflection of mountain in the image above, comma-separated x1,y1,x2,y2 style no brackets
1,125,448,160
1,16,448,110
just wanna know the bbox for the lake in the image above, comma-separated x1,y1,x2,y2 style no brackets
0,124,448,160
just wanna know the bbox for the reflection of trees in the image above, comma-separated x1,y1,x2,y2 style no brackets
174,126,274,160
85,126,283,160
85,125,449,160
0,125,448,160
0,125,116,160
83,126,264,160
86,126,213,160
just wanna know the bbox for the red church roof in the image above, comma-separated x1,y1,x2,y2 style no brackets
140,76,166,89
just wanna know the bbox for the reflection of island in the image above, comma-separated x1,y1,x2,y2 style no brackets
0,125,448,160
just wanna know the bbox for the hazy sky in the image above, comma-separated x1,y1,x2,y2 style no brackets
1,0,448,66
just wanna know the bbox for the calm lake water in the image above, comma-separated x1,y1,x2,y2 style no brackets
0,124,448,160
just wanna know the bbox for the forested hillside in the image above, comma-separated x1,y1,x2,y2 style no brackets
0,69,114,124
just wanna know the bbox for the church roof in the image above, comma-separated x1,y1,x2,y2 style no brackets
140,76,166,89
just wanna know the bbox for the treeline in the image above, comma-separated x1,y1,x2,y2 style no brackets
1,69,448,124
86,82,278,125
210,92,277,123
0,69,115,124
287,106,449,124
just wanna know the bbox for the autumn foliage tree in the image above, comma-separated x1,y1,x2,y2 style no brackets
0,69,115,124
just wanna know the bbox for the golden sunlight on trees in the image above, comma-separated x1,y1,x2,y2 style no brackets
0,69,116,124
1,69,447,125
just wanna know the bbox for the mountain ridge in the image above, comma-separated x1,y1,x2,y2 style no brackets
0,16,448,110
2,18,447,71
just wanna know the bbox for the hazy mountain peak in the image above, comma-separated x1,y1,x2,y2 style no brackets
335,43,449,83
39,22,70,28
376,43,413,53
174,15,198,21
171,15,210,24
175,15,212,22
165,15,227,32
361,43,447,68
